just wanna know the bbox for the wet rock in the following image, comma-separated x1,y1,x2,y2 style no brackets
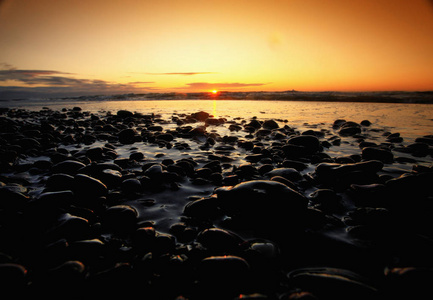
197,255,250,297
338,121,361,136
383,267,433,299
0,263,28,290
52,160,87,175
69,239,105,263
245,119,262,130
45,173,75,191
205,117,225,126
156,133,174,142
265,167,303,181
360,120,371,126
216,180,308,227
183,197,221,219
196,228,245,252
116,110,134,118
287,267,377,300
118,128,139,144
74,174,108,198
52,213,90,241
0,186,29,209
191,111,210,121
36,190,74,209
102,205,138,233
262,119,279,129
121,178,142,195
287,135,321,154
361,147,393,163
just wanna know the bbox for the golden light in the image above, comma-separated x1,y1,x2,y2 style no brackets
212,90,218,94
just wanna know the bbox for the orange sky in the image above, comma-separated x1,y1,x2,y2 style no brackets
1,0,433,97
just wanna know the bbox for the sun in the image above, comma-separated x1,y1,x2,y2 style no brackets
211,90,218,94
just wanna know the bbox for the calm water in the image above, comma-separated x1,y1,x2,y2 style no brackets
3,99,433,139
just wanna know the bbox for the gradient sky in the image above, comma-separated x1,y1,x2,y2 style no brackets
1,0,433,97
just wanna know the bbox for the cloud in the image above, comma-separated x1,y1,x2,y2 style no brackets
142,72,217,76
0,65,157,99
185,82,268,89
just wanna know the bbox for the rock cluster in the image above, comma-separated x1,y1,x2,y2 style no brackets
0,107,432,299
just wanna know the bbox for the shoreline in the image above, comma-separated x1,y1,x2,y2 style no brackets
1,90,433,104
1,107,432,298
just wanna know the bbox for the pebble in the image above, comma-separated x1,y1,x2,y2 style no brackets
1,109,432,298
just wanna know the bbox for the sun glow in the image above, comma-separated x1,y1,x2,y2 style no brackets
212,90,218,94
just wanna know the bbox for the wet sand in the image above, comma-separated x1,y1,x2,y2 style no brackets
1,107,433,299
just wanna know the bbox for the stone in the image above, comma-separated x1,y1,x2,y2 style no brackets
197,255,250,297
52,160,87,175
287,267,377,300
262,119,279,129
287,135,321,154
196,228,245,252
116,110,134,118
118,128,139,144
121,178,142,195
184,197,221,219
216,180,308,226
191,111,210,121
361,147,393,163
74,174,108,198
265,167,303,181
102,205,138,233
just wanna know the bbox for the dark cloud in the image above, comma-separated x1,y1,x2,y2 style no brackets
185,82,268,89
143,72,217,76
0,65,156,99
0,68,73,84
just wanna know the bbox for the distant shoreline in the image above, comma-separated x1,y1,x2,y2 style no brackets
1,91,433,104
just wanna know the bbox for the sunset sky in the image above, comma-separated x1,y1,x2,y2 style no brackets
1,0,433,98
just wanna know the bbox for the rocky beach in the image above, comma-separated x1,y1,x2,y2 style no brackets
1,106,433,299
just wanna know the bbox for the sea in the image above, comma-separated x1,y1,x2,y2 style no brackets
2,98,433,141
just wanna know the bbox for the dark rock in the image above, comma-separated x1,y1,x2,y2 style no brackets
52,160,87,175
46,173,75,191
339,122,361,136
265,167,303,181
287,135,321,154
118,128,139,144
245,119,262,129
270,176,298,191
287,267,377,300
216,180,308,226
262,119,279,129
383,267,433,299
156,133,174,142
36,190,74,209
197,255,250,297
362,147,393,163
116,110,134,118
0,263,28,289
121,178,142,195
0,187,29,209
74,174,108,198
191,111,210,121
196,228,245,252
102,205,138,233
360,120,371,126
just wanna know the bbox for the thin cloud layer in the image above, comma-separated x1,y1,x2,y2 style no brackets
185,82,268,89
0,65,156,98
144,72,217,76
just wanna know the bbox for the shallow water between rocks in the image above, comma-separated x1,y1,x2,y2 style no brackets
1,99,433,298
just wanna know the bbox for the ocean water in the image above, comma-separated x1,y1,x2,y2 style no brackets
3,99,433,140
